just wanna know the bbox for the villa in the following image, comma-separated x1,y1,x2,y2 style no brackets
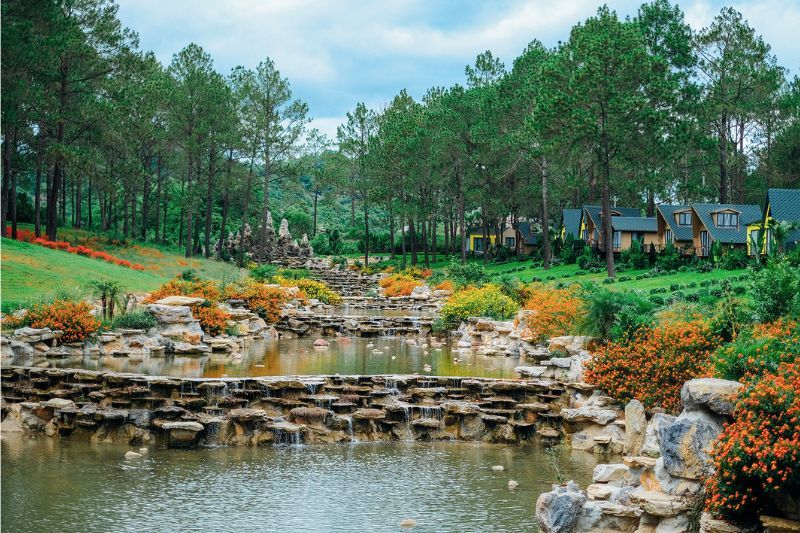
690,203,763,257
656,205,695,254
747,188,800,255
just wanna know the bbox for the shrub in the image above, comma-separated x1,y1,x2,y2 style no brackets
440,284,519,328
749,260,800,323
718,247,749,270
434,279,454,292
711,319,799,382
111,311,157,331
584,317,720,413
705,362,800,524
523,285,585,342
293,279,342,305
656,244,684,271
580,284,655,341
26,300,100,343
223,280,288,323
144,278,221,304
445,260,490,288
250,263,278,282
560,234,579,264
577,246,602,270
379,273,422,297
621,240,648,269
192,304,230,336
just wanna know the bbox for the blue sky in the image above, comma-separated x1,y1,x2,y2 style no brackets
118,0,800,139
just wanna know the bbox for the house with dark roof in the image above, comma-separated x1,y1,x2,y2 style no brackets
513,221,540,255
582,205,642,248
656,205,694,254
691,203,763,257
748,188,800,255
560,209,583,241
610,216,658,252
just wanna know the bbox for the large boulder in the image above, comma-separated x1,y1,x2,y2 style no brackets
536,480,588,533
657,413,722,480
624,399,647,455
641,413,676,458
562,407,619,426
154,295,205,306
680,378,743,416
410,285,431,300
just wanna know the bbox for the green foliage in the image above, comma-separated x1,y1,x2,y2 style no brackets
559,234,579,265
111,311,157,331
577,246,602,270
580,283,655,341
712,320,799,382
250,263,277,282
718,247,749,270
440,284,519,328
621,239,648,269
749,260,800,323
445,259,490,288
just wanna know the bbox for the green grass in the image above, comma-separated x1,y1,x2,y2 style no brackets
2,228,245,310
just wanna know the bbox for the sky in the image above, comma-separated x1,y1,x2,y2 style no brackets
117,0,800,140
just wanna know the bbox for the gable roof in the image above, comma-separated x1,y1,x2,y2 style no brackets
561,209,582,239
517,221,540,245
657,204,693,241
768,188,800,244
584,205,641,229
692,203,762,244
611,216,657,232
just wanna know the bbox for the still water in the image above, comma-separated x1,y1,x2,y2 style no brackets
1,435,597,532
20,336,523,379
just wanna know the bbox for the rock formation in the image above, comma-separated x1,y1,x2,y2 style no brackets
221,211,313,264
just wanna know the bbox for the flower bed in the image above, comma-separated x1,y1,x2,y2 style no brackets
25,300,100,343
379,274,423,297
440,284,519,328
522,285,585,342
4,227,145,270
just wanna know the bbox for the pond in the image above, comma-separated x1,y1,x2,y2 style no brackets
1,435,597,532
10,336,524,379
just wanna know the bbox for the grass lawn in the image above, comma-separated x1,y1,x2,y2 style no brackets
2,227,245,310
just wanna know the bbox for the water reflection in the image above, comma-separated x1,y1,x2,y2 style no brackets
1,435,598,533
4,336,523,379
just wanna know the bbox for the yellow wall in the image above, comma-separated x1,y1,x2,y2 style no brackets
468,233,497,251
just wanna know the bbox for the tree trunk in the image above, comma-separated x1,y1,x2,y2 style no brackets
401,218,407,263
141,160,151,240
34,132,44,237
541,158,551,270
204,150,216,258
1,129,14,230
259,157,271,262
74,176,82,228
389,206,395,259
216,188,229,261
184,155,193,258
9,163,18,239
312,187,319,236
409,217,418,264
421,216,429,267
431,214,437,263
154,156,162,242
600,158,615,278
237,141,257,266
363,201,369,266
718,118,728,204
459,178,466,262
646,189,655,217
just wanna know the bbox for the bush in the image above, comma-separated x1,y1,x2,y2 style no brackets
560,234,579,264
584,317,720,413
705,362,800,524
379,274,422,297
223,280,289,323
580,284,655,341
749,260,800,323
577,246,602,270
523,285,585,342
144,278,221,303
718,247,749,270
250,263,277,282
445,260,490,288
25,300,100,343
621,240,648,269
111,312,157,331
434,279,454,292
440,284,519,328
293,279,342,305
656,244,684,271
711,319,799,382
192,304,230,336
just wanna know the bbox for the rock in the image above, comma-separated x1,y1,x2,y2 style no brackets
155,295,205,306
655,514,691,532
313,338,329,347
680,378,743,416
508,480,519,490
399,518,417,528
629,488,691,517
624,399,647,455
410,285,431,300
593,464,633,487
491,465,505,472
562,407,619,426
536,480,588,533
124,451,143,460
576,500,639,532
658,414,722,480
44,398,76,410
138,448,149,455
587,484,616,500
351,408,385,420
641,413,676,458
161,421,204,448
699,512,746,533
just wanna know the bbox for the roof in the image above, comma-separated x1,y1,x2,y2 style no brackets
657,204,693,241
692,203,763,244
561,209,582,239
611,216,657,233
584,205,641,229
768,188,800,244
517,221,540,245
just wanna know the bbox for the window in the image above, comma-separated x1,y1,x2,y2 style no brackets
700,230,710,256
505,236,515,247
750,229,760,253
665,229,673,243
582,228,588,240
474,238,484,252
677,212,691,226
612,231,621,249
716,212,739,228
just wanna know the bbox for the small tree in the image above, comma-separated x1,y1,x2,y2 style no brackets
91,281,124,321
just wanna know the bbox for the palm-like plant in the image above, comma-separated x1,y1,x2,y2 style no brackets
91,280,124,320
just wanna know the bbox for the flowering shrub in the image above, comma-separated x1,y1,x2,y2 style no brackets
523,285,585,342
143,278,222,303
4,228,145,270
191,304,230,336
711,319,799,382
434,279,454,292
292,279,342,305
223,280,288,323
25,300,100,343
379,274,423,297
584,318,720,413
440,284,519,328
705,362,800,523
